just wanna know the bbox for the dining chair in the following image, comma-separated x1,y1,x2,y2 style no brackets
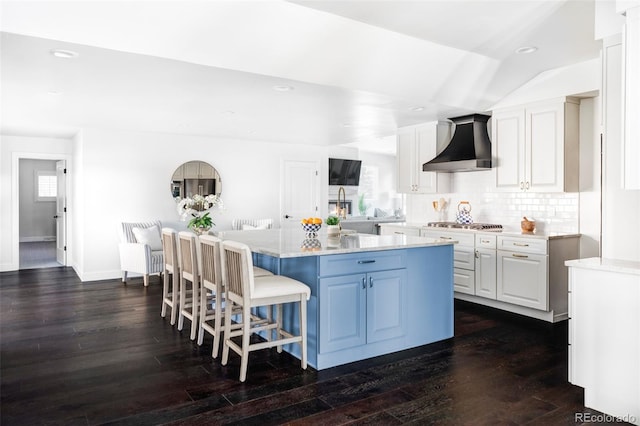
177,231,200,340
220,240,310,382
161,228,180,325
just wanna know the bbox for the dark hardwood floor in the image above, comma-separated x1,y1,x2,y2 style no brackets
0,267,618,425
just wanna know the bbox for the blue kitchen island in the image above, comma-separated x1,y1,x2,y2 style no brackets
214,229,455,370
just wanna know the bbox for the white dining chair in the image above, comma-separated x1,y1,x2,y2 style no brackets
220,240,310,382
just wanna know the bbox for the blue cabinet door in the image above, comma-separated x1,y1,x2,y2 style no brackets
367,269,408,343
319,274,366,353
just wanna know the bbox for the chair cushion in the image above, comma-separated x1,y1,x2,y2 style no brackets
253,266,273,277
253,275,311,301
132,225,162,251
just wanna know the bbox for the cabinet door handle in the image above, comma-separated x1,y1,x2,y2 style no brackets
369,276,373,288
512,254,529,259
362,277,366,289
525,181,530,190
475,250,479,259
520,181,524,190
513,243,529,247
357,260,376,264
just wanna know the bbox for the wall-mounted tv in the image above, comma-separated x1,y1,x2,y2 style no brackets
329,158,362,186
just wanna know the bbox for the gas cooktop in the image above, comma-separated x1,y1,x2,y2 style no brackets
426,222,503,231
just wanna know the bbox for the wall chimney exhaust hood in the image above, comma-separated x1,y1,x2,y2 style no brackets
422,114,492,172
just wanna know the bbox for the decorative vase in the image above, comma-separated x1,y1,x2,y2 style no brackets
191,226,210,236
327,224,340,236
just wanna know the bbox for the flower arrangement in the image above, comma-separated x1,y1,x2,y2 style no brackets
176,194,223,234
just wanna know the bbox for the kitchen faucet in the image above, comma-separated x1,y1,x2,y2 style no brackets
337,186,347,219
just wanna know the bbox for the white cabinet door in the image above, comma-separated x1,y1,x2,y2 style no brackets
497,251,548,310
475,248,496,299
397,127,416,193
492,108,525,191
396,122,450,194
415,124,438,193
526,102,565,192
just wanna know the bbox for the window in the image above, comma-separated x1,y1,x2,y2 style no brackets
36,171,57,201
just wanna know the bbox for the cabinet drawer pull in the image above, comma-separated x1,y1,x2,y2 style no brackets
513,242,529,247
512,254,529,259
439,236,453,240
394,231,405,235
481,239,490,243
357,260,376,264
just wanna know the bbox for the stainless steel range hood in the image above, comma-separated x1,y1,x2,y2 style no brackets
422,114,492,172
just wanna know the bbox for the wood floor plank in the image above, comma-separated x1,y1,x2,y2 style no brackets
0,267,626,425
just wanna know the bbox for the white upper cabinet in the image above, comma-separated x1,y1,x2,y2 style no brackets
492,97,580,192
622,5,640,189
397,122,451,194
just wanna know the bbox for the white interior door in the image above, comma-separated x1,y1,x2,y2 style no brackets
55,160,67,265
281,159,319,228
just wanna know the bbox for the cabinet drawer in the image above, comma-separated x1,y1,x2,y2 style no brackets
421,230,475,247
475,234,497,249
381,226,420,237
454,246,475,270
498,236,547,254
319,250,406,277
454,267,475,295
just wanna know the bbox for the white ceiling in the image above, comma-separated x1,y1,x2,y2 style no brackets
0,0,601,154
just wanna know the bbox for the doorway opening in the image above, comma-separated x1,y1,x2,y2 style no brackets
17,158,67,270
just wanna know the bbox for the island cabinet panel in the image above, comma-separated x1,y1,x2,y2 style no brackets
319,269,408,354
254,244,454,370
319,274,367,353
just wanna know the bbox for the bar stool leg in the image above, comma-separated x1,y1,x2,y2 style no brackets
300,296,307,370
239,305,251,382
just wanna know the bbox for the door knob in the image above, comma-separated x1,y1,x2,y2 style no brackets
284,214,292,219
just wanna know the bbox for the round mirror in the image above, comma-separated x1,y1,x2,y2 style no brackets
170,161,222,210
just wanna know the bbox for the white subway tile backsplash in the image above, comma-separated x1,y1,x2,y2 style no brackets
406,171,579,233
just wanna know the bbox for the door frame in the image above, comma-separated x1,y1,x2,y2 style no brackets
11,152,71,270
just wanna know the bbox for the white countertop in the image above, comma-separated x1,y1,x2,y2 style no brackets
380,222,580,240
565,257,640,275
213,228,455,258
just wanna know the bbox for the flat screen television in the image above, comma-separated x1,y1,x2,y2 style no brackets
329,158,362,186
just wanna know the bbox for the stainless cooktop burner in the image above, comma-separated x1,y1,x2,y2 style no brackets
426,222,503,231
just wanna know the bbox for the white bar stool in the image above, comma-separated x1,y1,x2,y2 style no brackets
220,240,310,382
160,228,180,325
177,231,200,341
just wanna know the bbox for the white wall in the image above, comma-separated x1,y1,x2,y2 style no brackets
0,135,73,271
18,159,57,241
73,127,328,281
601,37,640,261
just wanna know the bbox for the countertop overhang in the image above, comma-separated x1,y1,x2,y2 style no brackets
213,228,455,258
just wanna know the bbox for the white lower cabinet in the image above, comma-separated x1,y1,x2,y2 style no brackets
475,248,497,299
421,229,475,295
497,250,548,310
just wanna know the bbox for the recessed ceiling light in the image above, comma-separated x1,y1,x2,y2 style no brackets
47,90,62,96
273,85,294,92
342,123,352,128
410,106,425,112
515,46,538,54
50,49,79,59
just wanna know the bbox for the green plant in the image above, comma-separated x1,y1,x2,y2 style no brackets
188,211,213,229
325,215,340,226
358,193,369,216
